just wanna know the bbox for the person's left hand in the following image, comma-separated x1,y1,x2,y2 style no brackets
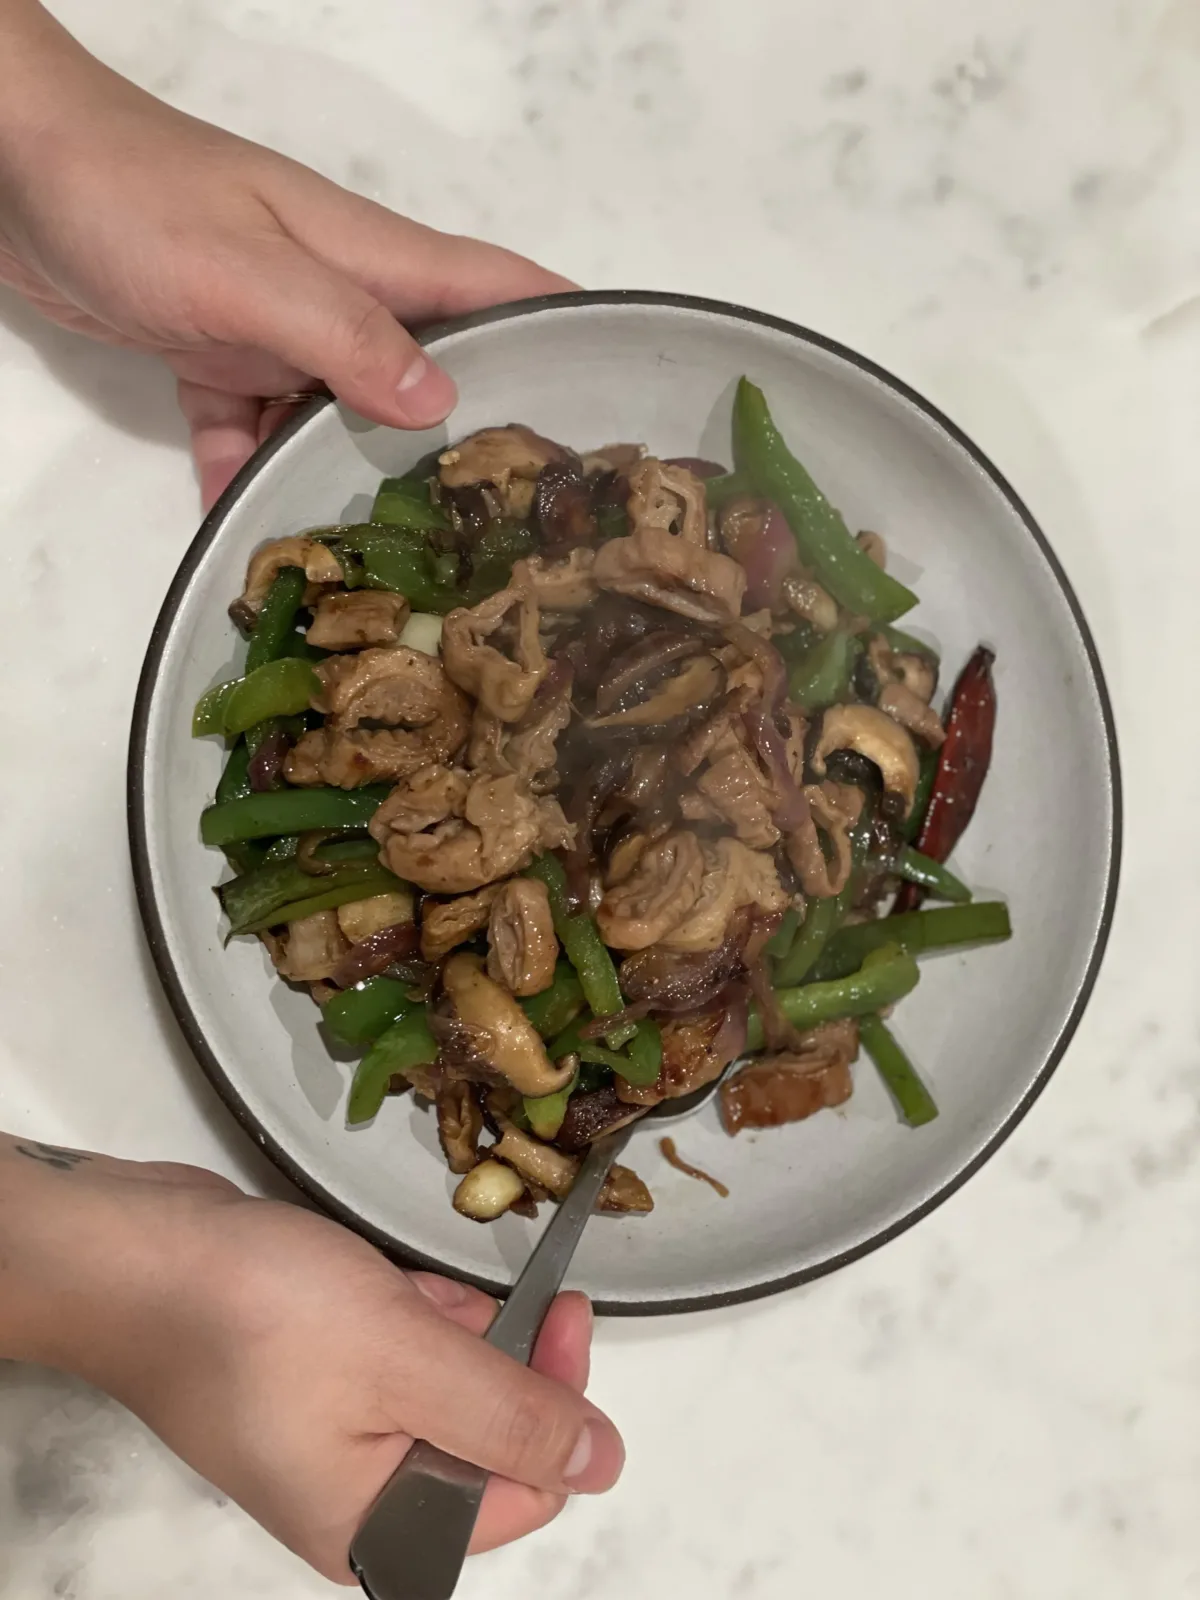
0,7,573,506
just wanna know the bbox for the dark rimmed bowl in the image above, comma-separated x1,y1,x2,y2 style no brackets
129,292,1120,1314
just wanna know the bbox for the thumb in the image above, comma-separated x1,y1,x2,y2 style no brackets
380,1294,623,1497
206,239,457,429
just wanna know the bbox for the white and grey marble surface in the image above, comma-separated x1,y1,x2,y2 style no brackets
1,1,1198,1596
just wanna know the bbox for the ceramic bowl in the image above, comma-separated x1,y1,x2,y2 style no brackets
129,292,1120,1314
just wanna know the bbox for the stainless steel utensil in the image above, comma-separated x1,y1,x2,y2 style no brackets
349,1075,729,1600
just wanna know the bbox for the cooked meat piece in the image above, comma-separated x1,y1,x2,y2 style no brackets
593,524,746,624
266,910,350,983
555,1086,648,1151
286,647,472,788
419,885,500,962
441,587,547,723
467,662,573,791
596,830,706,951
437,1083,484,1175
617,1007,741,1108
286,726,451,789
661,837,786,952
442,954,573,1095
697,746,780,848
879,682,946,749
782,573,839,634
307,590,409,651
369,765,571,893
785,780,865,898
314,646,470,743
487,879,558,996
336,891,414,944
438,425,570,519
511,548,598,611
720,1020,859,1133
625,458,708,547
234,536,344,625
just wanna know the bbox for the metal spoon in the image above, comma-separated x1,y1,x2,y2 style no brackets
349,1071,730,1600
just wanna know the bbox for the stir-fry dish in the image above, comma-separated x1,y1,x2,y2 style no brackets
194,378,1011,1222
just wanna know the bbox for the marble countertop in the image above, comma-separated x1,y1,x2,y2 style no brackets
1,1,1197,1596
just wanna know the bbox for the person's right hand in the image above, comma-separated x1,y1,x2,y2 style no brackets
2,1136,622,1582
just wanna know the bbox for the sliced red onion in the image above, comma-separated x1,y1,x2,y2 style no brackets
248,727,290,792
330,920,420,988
723,502,797,610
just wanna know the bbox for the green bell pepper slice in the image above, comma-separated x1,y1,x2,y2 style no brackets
786,630,862,712
519,962,586,1040
200,786,391,847
524,854,636,1049
746,949,920,1051
192,657,318,739
370,477,450,532
810,901,1012,982
245,566,308,671
322,976,414,1048
347,1009,437,1124
732,377,918,622
859,1012,938,1126
893,846,972,904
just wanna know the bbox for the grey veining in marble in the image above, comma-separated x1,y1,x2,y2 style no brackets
1,1,1198,1596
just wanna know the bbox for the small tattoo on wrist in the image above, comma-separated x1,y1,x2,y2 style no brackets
13,1142,91,1172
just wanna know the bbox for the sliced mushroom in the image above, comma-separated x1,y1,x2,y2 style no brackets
441,587,547,723
437,1083,485,1175
441,954,574,1096
307,590,409,651
782,573,839,634
487,879,558,997
438,425,570,519
534,459,596,550
587,654,724,731
810,703,920,815
492,1121,652,1213
879,682,946,749
452,1158,526,1221
420,886,500,963
233,537,343,627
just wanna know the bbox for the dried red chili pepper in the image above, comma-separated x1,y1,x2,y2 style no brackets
894,645,996,913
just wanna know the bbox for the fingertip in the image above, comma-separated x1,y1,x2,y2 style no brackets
393,352,457,428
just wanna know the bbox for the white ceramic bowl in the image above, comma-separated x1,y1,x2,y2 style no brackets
129,292,1120,1313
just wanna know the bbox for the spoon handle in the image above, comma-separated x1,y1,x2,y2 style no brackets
349,1127,631,1600
487,1124,632,1360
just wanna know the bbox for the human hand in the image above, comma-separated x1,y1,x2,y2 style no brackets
0,4,572,507
0,1136,622,1582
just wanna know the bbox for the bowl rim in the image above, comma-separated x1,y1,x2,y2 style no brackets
127,289,1122,1316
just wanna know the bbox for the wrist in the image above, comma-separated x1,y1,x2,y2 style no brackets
0,1134,162,1381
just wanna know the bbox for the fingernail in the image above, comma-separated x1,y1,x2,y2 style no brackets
410,1272,468,1309
563,1422,595,1489
394,354,457,427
